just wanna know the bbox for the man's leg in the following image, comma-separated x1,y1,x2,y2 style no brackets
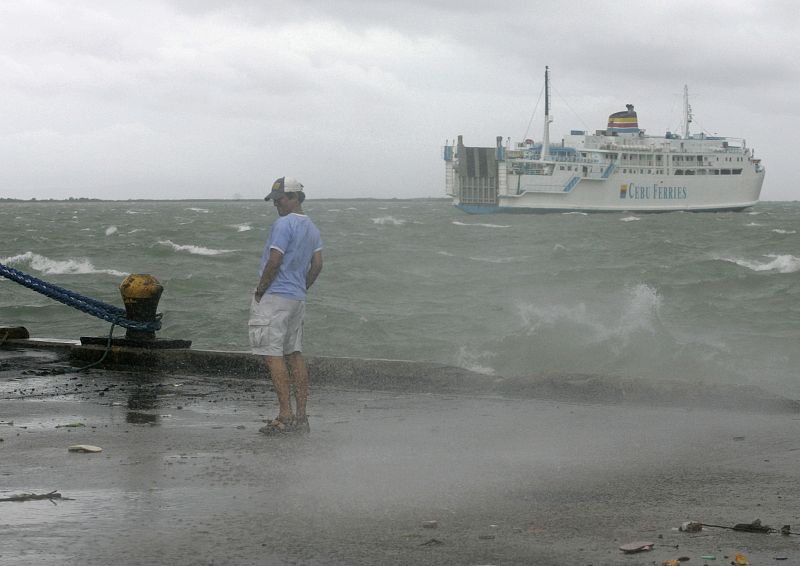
286,351,308,419
265,355,293,422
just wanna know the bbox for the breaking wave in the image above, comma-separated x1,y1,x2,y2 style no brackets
620,216,640,222
452,221,511,228
454,346,496,375
158,240,234,256
0,252,128,276
371,216,405,225
722,254,800,274
105,226,118,236
772,229,797,234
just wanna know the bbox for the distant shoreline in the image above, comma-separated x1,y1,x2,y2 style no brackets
0,197,452,203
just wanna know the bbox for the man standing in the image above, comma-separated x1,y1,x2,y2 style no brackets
250,176,323,435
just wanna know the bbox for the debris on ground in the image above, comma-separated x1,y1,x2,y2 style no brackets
680,520,703,532
733,519,772,533
67,444,102,453
0,490,72,503
55,422,85,428
419,538,443,546
618,541,654,554
422,520,438,529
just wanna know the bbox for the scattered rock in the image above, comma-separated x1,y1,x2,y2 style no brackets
422,520,438,529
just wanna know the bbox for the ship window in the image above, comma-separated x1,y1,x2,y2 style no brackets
697,169,706,175
675,170,684,175
560,165,565,170
648,169,652,174
733,169,742,175
623,169,627,173
685,170,695,175
711,169,719,175
721,169,731,175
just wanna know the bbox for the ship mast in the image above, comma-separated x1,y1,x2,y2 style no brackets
541,66,552,161
683,84,693,139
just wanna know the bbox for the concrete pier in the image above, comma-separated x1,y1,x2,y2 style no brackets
2,330,800,565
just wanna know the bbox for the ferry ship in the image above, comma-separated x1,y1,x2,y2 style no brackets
444,68,765,213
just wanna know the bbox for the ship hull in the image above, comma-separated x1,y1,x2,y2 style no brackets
454,170,763,213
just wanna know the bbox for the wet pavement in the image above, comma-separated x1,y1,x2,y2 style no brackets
1,347,800,565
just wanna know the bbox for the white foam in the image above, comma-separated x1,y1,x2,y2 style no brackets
772,229,797,234
105,226,118,236
745,222,762,227
371,216,405,225
468,256,519,264
723,254,800,274
563,211,588,216
516,283,661,344
452,221,510,228
231,224,252,232
186,207,209,213
455,346,496,376
158,240,234,256
620,216,640,222
1,251,128,277
436,251,456,257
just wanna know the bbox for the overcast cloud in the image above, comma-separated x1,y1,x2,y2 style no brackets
1,0,797,200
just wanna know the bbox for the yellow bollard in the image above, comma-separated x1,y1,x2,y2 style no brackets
119,274,163,341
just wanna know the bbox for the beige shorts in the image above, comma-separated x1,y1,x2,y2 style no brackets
248,292,305,356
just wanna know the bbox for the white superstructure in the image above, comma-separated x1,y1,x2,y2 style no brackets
444,69,765,213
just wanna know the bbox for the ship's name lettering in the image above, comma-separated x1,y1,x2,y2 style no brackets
627,183,688,200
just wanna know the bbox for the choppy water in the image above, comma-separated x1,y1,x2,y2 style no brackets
2,200,799,396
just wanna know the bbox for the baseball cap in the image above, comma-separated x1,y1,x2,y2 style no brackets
265,176,304,201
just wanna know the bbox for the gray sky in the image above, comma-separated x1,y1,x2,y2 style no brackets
1,0,798,200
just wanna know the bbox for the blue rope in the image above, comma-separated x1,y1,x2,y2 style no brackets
0,261,161,332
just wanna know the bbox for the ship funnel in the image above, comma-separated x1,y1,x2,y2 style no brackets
607,105,640,133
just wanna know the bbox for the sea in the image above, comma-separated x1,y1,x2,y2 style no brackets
1,199,799,397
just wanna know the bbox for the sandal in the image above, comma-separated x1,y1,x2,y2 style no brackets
258,417,295,435
293,416,310,435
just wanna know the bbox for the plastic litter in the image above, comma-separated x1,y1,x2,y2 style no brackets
734,553,749,565
680,521,703,532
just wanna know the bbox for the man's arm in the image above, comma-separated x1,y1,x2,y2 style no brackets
306,250,323,290
254,248,283,302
